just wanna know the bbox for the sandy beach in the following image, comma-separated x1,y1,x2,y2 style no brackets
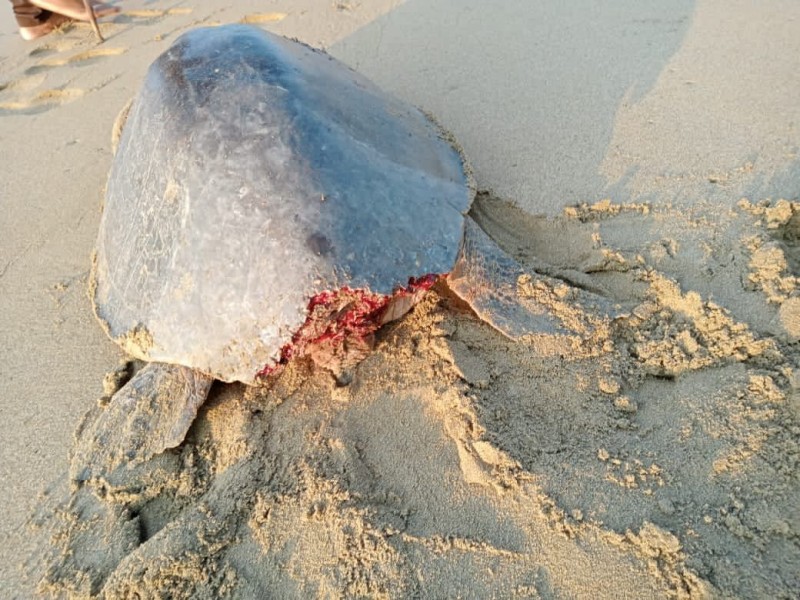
1,1,798,597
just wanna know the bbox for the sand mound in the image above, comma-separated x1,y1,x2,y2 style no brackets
26,196,799,598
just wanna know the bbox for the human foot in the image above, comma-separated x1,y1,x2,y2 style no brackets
18,11,72,40
27,0,119,23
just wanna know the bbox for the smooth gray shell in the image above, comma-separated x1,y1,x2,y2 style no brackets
93,25,473,383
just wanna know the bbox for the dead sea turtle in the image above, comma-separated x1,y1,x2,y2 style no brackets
75,24,556,480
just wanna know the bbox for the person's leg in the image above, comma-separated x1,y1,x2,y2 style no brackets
28,0,117,22
11,0,119,40
10,0,50,28
11,0,72,40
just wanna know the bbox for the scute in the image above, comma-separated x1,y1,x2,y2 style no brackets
93,25,473,383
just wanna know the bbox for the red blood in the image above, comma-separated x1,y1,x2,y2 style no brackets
255,273,443,379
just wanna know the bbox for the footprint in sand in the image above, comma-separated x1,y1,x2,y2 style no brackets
115,7,192,23
0,73,47,94
239,13,287,24
28,37,77,58
0,87,85,115
25,46,127,76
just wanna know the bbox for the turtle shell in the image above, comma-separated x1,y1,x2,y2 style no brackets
92,25,473,383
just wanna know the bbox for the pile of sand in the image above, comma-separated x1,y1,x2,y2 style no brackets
27,194,800,598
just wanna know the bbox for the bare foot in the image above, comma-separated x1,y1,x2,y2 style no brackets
19,11,72,40
28,0,119,23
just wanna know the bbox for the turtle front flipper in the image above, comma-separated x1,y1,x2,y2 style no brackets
448,217,564,338
70,362,213,484
448,217,617,339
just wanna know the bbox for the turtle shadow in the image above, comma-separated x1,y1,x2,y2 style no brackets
329,0,696,215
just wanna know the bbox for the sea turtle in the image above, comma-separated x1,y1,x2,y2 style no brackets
73,24,574,481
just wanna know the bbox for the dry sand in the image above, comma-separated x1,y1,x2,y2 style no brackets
1,1,798,598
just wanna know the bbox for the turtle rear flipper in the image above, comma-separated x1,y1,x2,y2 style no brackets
70,363,213,484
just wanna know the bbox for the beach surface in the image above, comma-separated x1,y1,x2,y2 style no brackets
1,1,798,597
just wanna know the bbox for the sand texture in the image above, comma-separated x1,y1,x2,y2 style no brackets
1,1,798,598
